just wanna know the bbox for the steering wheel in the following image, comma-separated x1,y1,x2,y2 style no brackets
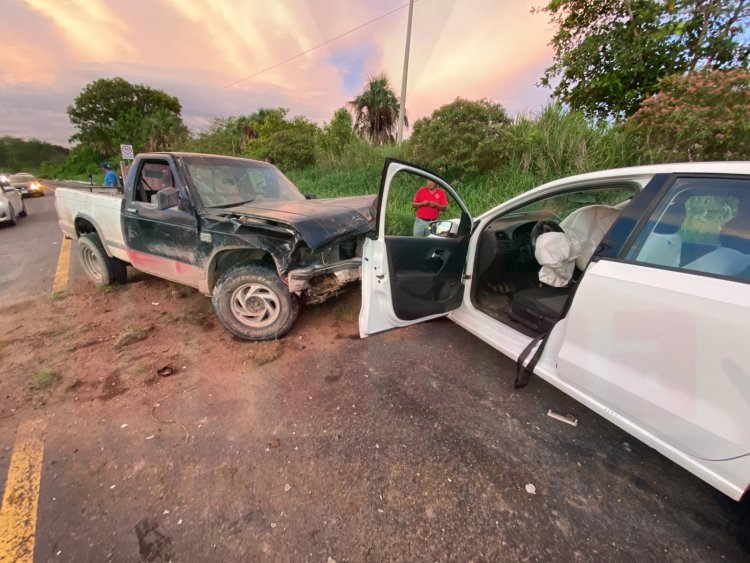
530,220,564,248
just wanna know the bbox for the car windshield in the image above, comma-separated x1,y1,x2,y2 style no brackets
10,174,34,183
181,156,305,208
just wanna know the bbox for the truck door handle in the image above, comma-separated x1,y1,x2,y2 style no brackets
431,249,445,260
126,207,138,215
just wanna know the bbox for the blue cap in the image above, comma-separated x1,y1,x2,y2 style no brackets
101,163,112,170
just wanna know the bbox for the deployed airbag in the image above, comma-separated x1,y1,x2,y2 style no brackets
560,205,621,270
535,232,581,287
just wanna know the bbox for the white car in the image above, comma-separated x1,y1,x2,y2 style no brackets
360,159,750,500
0,179,26,226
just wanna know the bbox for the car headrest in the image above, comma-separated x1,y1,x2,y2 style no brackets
720,213,750,255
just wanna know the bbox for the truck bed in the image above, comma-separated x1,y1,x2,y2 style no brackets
55,187,129,262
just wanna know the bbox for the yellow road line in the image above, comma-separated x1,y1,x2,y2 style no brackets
52,237,71,294
0,419,46,563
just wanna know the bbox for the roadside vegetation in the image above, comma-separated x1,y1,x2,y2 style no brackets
1,1,747,215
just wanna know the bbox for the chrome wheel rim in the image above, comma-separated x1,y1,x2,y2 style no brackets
230,283,281,328
80,245,103,284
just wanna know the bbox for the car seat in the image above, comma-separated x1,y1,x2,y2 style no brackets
683,198,750,278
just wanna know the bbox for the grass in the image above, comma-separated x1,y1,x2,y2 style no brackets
49,291,68,301
33,369,61,390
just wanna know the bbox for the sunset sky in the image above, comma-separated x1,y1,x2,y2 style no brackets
0,0,555,146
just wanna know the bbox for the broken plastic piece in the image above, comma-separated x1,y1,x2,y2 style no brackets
547,409,578,426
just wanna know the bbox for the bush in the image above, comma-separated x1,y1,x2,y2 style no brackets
409,98,512,179
265,128,316,170
626,68,750,162
509,104,629,179
319,107,355,156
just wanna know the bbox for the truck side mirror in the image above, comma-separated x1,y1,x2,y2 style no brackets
156,187,180,210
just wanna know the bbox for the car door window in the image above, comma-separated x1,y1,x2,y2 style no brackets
134,162,174,204
625,177,750,281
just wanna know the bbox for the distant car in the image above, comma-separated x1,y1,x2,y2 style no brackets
10,172,45,197
0,177,26,226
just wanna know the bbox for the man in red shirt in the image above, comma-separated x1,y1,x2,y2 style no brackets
412,179,448,237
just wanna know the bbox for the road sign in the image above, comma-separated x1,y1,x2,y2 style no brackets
120,144,134,160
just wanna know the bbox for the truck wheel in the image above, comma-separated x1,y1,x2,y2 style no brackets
212,264,299,341
77,233,126,286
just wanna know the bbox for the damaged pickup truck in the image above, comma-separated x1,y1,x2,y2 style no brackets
55,152,376,340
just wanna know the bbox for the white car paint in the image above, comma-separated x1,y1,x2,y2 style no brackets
0,185,24,225
55,187,129,261
361,160,750,500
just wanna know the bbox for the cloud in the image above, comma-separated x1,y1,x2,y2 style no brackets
0,0,553,146
24,0,135,61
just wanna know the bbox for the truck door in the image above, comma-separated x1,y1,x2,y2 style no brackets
122,157,203,288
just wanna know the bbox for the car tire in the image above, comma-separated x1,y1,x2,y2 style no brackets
212,264,299,341
19,201,27,217
77,233,124,286
8,204,16,226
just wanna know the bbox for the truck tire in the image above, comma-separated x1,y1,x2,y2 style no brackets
77,233,127,286
212,264,299,341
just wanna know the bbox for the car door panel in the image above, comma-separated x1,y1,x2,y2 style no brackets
386,235,470,320
359,159,472,336
558,254,750,462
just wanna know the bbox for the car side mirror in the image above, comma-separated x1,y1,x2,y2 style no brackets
430,220,454,237
304,193,317,200
156,187,180,210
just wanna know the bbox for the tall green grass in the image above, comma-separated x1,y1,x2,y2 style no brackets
288,106,635,235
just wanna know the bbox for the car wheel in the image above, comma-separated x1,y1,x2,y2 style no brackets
19,201,27,217
8,204,16,226
77,233,124,286
212,264,299,341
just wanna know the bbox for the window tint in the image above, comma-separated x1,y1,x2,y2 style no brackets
626,177,750,281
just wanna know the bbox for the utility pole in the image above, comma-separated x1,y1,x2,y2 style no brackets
397,0,414,143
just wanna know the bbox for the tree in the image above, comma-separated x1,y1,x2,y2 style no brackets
409,98,511,179
320,107,355,155
0,137,68,171
626,68,750,162
538,0,750,120
348,74,405,145
67,77,186,156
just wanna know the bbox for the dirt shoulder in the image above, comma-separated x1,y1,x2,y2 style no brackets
0,275,748,561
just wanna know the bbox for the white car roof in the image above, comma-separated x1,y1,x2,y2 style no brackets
541,161,750,189
477,161,750,220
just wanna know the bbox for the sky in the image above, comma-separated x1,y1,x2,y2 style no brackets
0,0,555,146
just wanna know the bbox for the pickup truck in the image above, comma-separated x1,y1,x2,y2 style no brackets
55,152,376,340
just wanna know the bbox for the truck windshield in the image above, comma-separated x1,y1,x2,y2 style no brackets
181,156,305,208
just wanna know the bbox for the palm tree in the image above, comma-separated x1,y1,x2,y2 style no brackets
348,73,406,145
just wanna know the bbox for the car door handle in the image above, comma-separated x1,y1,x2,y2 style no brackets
431,249,445,260
126,207,139,215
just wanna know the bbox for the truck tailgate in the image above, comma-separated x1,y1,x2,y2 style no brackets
55,188,128,262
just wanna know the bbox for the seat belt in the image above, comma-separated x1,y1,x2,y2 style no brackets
514,330,551,388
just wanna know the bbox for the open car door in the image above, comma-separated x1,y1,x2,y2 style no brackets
359,159,473,337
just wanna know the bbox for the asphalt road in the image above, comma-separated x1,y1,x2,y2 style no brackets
0,186,748,561
0,182,85,306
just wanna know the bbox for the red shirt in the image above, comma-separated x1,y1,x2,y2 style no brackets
413,186,448,221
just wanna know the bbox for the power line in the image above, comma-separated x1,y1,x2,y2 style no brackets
193,1,417,100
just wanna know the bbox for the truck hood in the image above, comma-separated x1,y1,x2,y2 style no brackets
216,195,378,250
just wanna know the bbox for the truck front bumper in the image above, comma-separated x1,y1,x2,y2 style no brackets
287,258,362,304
